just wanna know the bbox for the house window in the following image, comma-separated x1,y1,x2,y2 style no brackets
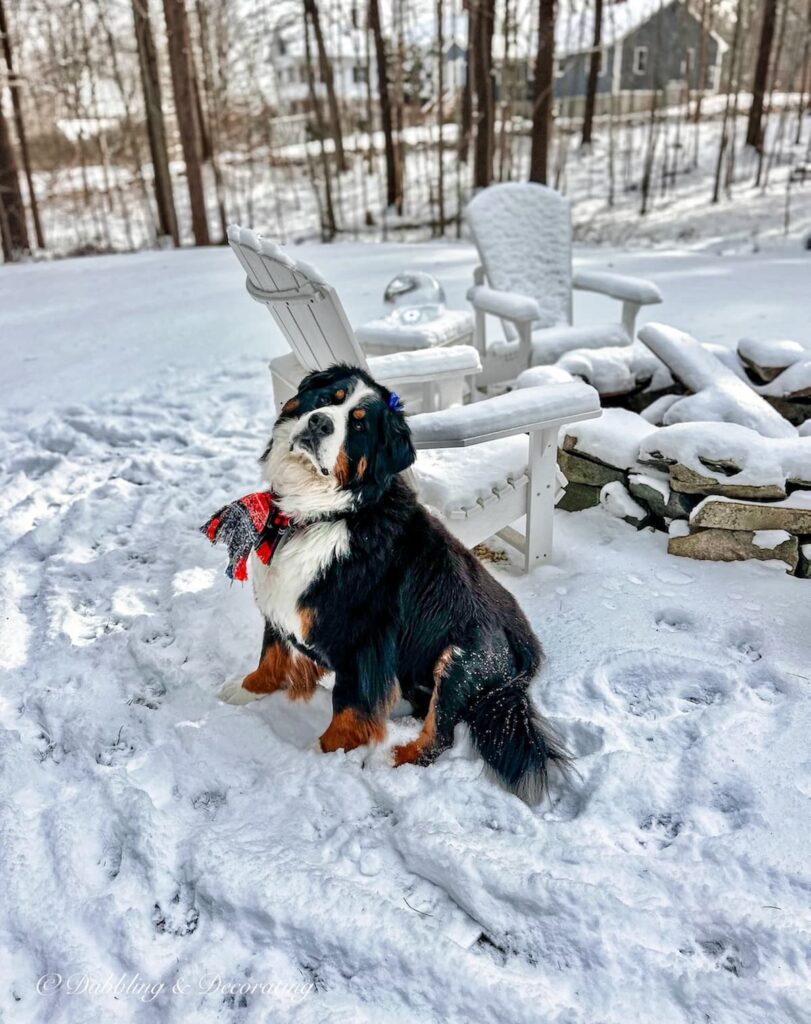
681,47,695,77
352,65,365,84
633,46,648,75
598,48,606,76
554,57,566,78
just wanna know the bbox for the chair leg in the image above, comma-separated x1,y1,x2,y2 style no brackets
524,427,557,573
622,300,641,339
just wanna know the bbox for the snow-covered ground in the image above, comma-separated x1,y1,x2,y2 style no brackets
1,242,810,1024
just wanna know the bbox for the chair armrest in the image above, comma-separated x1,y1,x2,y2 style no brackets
573,270,662,306
367,345,481,386
409,382,601,449
466,284,541,323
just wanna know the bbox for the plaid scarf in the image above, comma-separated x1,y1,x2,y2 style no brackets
202,492,290,581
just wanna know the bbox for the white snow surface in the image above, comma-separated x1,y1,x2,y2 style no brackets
1,243,811,1024
562,407,658,470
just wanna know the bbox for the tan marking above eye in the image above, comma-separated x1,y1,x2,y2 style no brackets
352,408,366,420
335,389,346,401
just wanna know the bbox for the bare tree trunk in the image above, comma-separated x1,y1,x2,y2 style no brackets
530,0,555,184
796,0,810,144
0,0,43,248
581,0,603,147
368,0,401,210
746,0,778,150
303,3,337,240
473,0,495,188
133,0,178,245
303,0,347,172
0,96,28,258
195,0,228,240
458,3,473,162
436,0,445,234
640,89,660,215
162,0,210,245
756,0,788,185
713,0,744,202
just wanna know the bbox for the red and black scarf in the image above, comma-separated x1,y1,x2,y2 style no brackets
202,492,290,581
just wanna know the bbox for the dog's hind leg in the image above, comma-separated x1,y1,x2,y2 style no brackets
393,647,457,767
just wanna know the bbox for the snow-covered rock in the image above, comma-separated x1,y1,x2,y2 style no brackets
639,323,797,439
562,408,658,471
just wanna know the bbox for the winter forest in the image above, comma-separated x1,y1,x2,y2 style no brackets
1,0,809,261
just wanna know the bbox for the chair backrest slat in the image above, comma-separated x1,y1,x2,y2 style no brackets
465,183,573,330
228,225,368,374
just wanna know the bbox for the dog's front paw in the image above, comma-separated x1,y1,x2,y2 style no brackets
218,678,262,705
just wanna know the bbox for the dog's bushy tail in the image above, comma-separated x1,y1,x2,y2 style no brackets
463,681,570,804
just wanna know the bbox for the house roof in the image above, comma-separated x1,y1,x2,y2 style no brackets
556,0,728,57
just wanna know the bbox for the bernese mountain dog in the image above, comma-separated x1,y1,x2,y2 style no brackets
219,364,568,802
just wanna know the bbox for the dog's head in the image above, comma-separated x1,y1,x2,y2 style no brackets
261,364,416,519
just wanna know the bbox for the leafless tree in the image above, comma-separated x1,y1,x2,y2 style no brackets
303,0,348,173
747,0,778,150
0,0,43,247
133,0,179,245
162,0,210,244
0,92,28,259
581,0,603,147
368,0,401,210
530,0,555,184
472,0,495,188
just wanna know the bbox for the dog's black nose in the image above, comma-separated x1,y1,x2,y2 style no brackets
306,412,334,438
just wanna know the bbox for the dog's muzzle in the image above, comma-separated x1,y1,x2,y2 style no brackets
292,412,334,471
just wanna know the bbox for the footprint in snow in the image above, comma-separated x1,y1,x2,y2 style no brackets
654,607,695,633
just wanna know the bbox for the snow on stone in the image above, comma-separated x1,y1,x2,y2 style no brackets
639,323,797,439
554,342,672,395
562,407,657,470
639,422,811,488
752,530,792,549
738,336,808,371
668,518,691,537
756,358,811,398
600,481,647,522
628,471,671,502
640,393,682,424
530,322,631,365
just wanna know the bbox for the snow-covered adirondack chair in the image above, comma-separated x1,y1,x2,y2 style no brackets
465,182,663,391
227,225,601,572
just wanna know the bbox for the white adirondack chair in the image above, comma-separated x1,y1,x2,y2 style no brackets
465,182,663,391
227,225,601,572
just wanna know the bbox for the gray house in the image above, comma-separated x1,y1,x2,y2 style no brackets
553,0,727,112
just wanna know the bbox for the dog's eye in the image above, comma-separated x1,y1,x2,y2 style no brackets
315,394,331,408
352,419,366,432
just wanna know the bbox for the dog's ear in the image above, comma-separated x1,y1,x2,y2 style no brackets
379,402,416,478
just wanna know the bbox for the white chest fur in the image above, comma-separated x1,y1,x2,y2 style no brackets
250,519,350,643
